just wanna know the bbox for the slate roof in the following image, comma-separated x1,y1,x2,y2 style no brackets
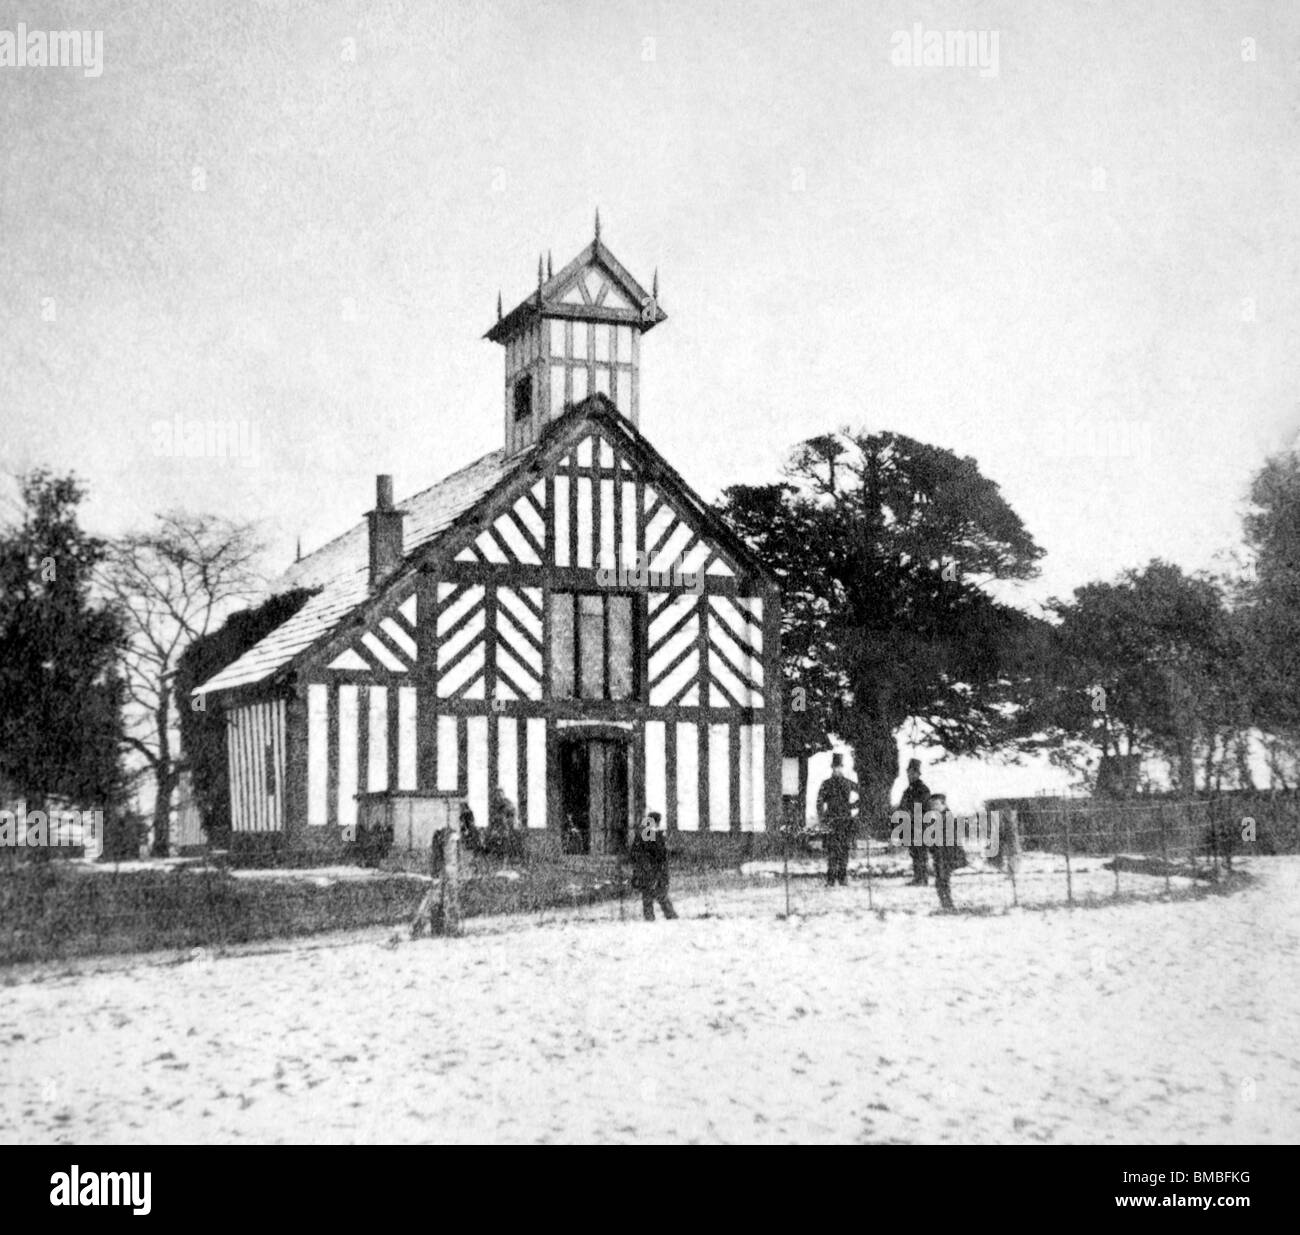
196,446,523,695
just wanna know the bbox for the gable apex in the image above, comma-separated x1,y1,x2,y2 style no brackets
485,236,666,342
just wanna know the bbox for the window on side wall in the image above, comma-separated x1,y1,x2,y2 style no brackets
513,374,532,422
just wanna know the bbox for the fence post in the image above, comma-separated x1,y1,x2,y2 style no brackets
1061,810,1074,906
1209,799,1220,881
862,817,874,912
1223,800,1233,874
1159,804,1171,896
1006,810,1020,908
441,814,462,936
782,815,792,919
1112,810,1121,898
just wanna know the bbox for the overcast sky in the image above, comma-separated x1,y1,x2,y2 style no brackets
3,1,1297,802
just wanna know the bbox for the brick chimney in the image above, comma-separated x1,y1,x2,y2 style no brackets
366,474,405,588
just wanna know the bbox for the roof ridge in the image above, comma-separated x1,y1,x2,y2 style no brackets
279,443,508,585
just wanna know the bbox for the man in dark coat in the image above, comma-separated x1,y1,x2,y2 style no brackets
899,757,932,885
629,811,677,921
928,792,957,911
816,753,858,886
458,801,481,855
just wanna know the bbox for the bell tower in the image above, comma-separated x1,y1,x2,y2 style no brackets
486,212,667,455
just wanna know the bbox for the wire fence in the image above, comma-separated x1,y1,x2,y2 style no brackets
1,794,1285,964
562,794,1283,923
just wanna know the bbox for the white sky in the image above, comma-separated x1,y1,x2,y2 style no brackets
3,0,1297,806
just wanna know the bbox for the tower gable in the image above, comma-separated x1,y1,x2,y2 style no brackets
487,218,666,455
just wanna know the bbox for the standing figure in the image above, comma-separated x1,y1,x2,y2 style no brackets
899,757,932,886
629,811,677,921
484,784,524,861
458,801,481,856
410,800,465,938
928,792,957,911
816,753,858,886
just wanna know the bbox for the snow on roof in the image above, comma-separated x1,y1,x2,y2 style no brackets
197,445,521,695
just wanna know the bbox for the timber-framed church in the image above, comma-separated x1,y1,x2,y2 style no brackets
196,221,783,860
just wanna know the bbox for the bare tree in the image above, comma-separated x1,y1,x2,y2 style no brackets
102,513,263,856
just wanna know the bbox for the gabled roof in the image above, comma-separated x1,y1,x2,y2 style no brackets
196,397,773,698
197,448,527,695
486,234,666,343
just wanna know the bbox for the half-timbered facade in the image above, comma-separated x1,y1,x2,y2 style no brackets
196,225,782,860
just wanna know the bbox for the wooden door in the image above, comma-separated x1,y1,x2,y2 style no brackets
588,739,629,856
559,737,629,855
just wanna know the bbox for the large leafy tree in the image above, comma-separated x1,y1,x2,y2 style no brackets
1240,448,1300,785
716,431,1045,830
0,469,127,821
1022,560,1246,794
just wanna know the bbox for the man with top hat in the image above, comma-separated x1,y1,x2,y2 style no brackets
899,757,932,885
816,752,858,886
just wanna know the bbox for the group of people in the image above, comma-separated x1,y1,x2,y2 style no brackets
817,754,959,911
409,785,525,937
412,783,678,932
413,752,960,938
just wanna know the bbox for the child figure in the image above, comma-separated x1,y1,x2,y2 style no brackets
629,811,677,921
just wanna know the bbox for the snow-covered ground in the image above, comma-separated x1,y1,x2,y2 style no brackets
2,857,1297,1144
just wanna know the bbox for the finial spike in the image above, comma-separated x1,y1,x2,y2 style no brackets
547,251,553,280
594,208,601,244
652,267,659,301
295,535,302,563
497,290,503,321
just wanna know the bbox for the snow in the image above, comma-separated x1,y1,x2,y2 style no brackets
2,856,1297,1144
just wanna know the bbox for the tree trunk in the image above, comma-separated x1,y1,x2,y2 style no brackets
151,767,176,858
851,717,900,841
1234,733,1255,791
26,789,52,863
150,698,174,858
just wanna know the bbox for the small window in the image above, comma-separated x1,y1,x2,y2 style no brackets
551,592,575,698
513,374,532,422
607,595,634,699
578,594,605,699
